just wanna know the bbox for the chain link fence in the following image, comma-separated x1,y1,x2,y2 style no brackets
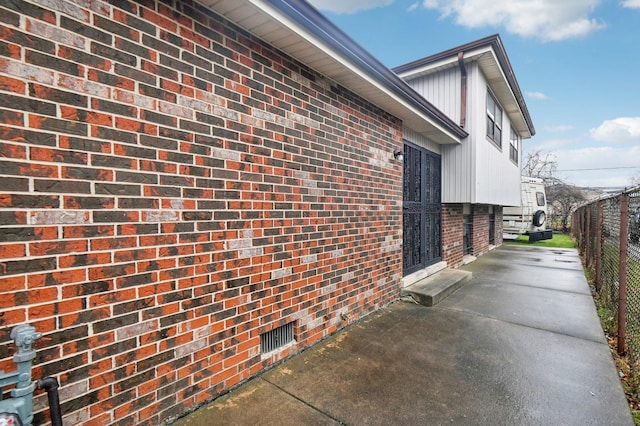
573,185,640,362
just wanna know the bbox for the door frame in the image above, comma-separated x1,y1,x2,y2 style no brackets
402,141,442,276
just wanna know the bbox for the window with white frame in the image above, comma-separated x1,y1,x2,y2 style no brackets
509,126,520,164
486,90,502,147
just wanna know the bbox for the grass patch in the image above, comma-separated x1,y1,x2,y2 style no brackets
505,233,577,248
597,306,616,335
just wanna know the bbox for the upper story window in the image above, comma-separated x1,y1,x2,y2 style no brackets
509,126,520,164
486,90,502,147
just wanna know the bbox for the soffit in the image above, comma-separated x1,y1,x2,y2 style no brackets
396,41,534,139
196,0,465,144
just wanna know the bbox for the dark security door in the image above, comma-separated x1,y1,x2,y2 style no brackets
403,142,441,275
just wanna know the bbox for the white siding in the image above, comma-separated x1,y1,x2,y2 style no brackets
404,66,469,202
403,126,441,154
441,138,474,203
441,62,475,203
472,68,521,206
402,62,521,206
405,67,461,124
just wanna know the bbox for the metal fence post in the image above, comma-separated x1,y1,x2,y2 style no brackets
586,206,591,267
580,208,587,256
618,192,629,355
577,209,582,254
595,200,603,292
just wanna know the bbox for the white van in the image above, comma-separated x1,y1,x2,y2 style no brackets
503,176,553,242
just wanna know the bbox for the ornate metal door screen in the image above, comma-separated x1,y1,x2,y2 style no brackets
403,142,442,275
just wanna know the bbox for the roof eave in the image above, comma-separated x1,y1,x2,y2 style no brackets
393,34,535,138
196,0,467,143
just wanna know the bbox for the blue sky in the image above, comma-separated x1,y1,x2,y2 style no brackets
308,0,640,189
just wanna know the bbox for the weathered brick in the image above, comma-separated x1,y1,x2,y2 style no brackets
32,210,89,225
29,115,87,136
146,62,177,87
0,5,20,26
59,135,107,152
85,69,130,92
34,179,91,194
61,15,112,44
93,312,139,334
116,37,155,61
0,92,56,116
114,63,155,85
0,243,25,260
58,45,111,70
26,50,81,75
0,177,28,192
91,153,136,170
91,97,137,117
29,239,87,256
0,108,24,130
0,0,407,424
114,9,155,36
139,83,176,102
93,210,140,222
0,256,57,276
3,0,54,23
94,14,139,41
0,193,60,208
90,40,136,66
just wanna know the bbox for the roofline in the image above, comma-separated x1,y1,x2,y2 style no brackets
393,34,535,137
259,0,469,140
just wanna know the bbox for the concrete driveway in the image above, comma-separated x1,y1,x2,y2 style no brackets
172,245,633,425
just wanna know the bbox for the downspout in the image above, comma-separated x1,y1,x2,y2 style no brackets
457,51,467,128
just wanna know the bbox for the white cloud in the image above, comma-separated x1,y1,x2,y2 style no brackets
407,2,420,12
308,0,394,14
526,91,549,100
621,0,640,8
589,117,640,143
528,137,580,153
543,125,574,132
420,0,606,41
553,145,640,187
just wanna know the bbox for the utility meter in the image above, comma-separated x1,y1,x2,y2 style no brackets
0,412,23,426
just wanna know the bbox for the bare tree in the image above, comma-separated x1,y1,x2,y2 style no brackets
546,182,586,232
522,149,558,185
522,149,587,232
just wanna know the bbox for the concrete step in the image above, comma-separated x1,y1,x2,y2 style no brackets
400,269,472,307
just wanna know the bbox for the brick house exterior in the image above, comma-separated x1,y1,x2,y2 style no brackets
441,204,465,267
0,1,530,425
395,35,535,271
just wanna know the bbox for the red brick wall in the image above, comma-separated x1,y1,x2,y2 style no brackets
0,1,403,424
441,203,463,268
471,205,489,256
494,206,503,246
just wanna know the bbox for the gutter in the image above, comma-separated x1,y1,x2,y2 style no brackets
266,0,468,140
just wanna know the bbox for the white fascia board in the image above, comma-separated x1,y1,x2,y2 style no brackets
396,46,493,80
400,44,530,139
475,49,531,139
